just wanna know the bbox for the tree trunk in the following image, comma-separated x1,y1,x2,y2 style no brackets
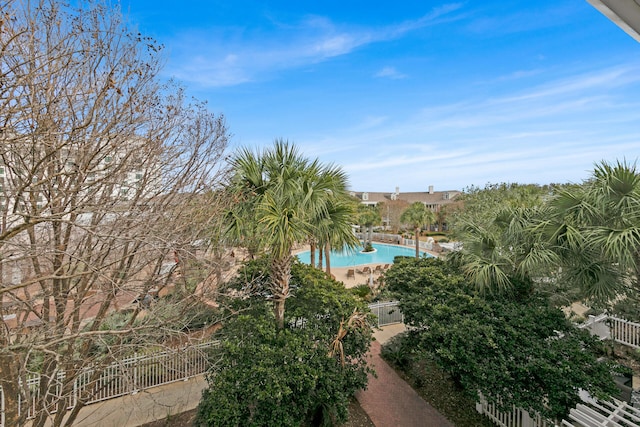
324,243,331,276
310,241,316,268
318,249,323,270
415,227,420,258
274,297,286,330
0,353,26,427
271,255,292,329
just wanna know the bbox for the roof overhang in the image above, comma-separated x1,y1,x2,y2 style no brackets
587,0,640,42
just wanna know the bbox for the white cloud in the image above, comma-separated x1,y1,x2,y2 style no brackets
164,5,464,87
296,63,640,191
375,66,407,79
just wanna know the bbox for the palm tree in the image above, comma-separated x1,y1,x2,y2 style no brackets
544,160,640,303
226,140,353,328
315,197,359,276
451,162,640,303
446,182,560,295
400,202,435,258
451,206,557,294
357,204,381,248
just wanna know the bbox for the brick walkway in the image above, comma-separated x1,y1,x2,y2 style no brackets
356,340,453,427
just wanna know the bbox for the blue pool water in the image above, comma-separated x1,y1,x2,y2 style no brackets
296,243,430,267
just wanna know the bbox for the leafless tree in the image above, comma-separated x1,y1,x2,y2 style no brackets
378,200,409,234
0,1,231,425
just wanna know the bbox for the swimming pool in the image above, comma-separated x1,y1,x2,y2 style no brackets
296,243,431,267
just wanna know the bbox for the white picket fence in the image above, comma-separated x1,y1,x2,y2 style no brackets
478,394,640,427
476,395,556,427
0,340,217,423
580,313,640,349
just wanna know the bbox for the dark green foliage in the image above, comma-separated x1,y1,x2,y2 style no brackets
197,260,373,427
449,182,552,236
350,284,372,301
385,257,619,420
611,297,640,322
380,334,414,369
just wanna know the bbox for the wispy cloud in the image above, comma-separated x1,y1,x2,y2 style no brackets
165,4,465,87
465,4,580,36
375,66,407,80
297,63,640,191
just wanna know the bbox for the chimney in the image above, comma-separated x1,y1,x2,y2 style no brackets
428,185,434,194
395,186,399,195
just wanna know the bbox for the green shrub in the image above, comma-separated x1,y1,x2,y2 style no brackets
380,333,412,369
351,284,372,300
197,260,373,427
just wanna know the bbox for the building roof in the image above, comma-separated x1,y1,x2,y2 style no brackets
588,0,640,42
351,189,461,207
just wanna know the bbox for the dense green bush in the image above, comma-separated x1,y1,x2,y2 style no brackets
384,257,619,420
196,260,373,426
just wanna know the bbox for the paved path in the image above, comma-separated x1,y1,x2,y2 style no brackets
49,376,207,427
357,326,454,427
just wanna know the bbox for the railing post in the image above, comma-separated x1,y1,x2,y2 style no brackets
73,375,78,409
184,348,190,381
132,352,138,395
1,385,4,427
521,408,533,427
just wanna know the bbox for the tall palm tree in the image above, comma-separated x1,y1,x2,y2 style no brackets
316,197,359,276
357,204,381,248
226,140,353,328
400,202,435,258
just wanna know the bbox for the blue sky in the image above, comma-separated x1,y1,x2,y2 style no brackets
124,1,640,192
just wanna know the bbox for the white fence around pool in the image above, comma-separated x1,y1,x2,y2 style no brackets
368,301,404,327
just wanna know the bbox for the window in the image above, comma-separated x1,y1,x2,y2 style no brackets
362,192,369,201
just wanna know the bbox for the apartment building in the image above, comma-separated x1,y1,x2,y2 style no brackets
350,186,461,231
